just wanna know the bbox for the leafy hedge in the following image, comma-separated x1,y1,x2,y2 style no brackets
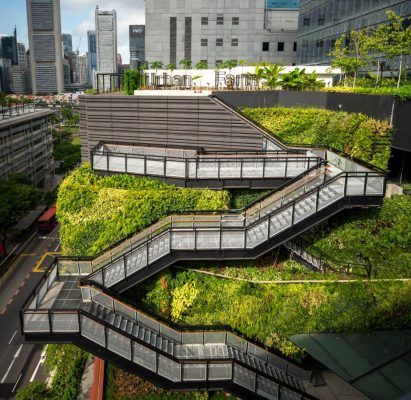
139,269,411,359
57,164,230,256
241,107,392,169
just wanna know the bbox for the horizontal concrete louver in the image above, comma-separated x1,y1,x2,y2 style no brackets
31,1,53,31
33,34,55,62
80,95,264,162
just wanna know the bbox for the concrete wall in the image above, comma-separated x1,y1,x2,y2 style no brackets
79,95,265,161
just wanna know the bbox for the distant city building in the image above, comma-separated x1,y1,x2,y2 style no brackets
0,58,12,93
129,25,145,69
95,7,117,84
26,0,64,94
63,59,71,86
87,30,97,84
145,0,299,68
297,0,411,65
76,54,87,84
11,65,29,94
17,43,27,67
62,33,72,55
0,109,55,187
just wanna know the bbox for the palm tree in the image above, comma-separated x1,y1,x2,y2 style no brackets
247,65,266,89
222,60,237,73
150,61,163,72
194,61,208,70
180,58,192,73
165,63,176,73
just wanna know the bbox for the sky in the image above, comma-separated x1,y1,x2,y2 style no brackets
0,0,146,64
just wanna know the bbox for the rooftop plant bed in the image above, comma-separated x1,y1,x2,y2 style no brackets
241,106,392,170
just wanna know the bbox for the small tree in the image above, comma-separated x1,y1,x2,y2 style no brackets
369,11,411,88
329,30,369,87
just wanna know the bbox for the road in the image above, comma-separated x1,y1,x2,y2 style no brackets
0,225,60,400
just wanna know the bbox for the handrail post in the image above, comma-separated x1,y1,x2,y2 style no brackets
344,173,348,197
363,172,368,196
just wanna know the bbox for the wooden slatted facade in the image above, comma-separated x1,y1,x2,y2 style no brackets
79,95,265,161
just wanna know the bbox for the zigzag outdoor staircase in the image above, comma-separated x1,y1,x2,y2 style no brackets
21,106,386,399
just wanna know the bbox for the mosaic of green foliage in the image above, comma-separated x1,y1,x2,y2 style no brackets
57,163,230,256
241,107,392,169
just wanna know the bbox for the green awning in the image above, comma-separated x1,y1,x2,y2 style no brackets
291,330,411,400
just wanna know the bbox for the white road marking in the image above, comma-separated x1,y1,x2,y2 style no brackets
30,348,47,382
1,344,23,383
11,373,22,393
8,330,17,345
38,236,60,240
53,241,61,252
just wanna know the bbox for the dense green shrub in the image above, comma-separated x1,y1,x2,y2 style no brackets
304,195,411,278
241,107,392,169
139,269,411,360
53,140,81,174
17,345,88,400
57,164,230,255
324,84,411,101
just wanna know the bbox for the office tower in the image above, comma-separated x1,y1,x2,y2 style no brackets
0,58,12,93
62,33,73,55
26,0,64,94
87,30,97,84
145,0,299,68
95,7,117,76
11,66,29,94
297,0,411,65
129,25,145,69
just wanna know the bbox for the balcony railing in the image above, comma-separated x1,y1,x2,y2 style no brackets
91,142,322,182
0,103,36,120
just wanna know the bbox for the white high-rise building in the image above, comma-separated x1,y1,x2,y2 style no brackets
95,7,117,75
145,0,299,68
26,0,64,94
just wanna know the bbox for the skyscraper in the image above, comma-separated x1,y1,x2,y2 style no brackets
87,30,97,85
95,7,117,77
17,43,27,67
26,0,64,94
1,27,18,66
129,25,145,69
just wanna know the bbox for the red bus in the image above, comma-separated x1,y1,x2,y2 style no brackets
37,206,57,233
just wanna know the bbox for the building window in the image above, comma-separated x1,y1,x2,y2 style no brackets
293,42,297,52
216,38,223,46
303,17,310,26
216,60,223,67
318,16,325,26
262,42,269,51
217,15,224,25
232,17,239,25
231,38,238,46
201,17,208,25
316,40,324,48
277,42,284,52
200,60,208,65
201,38,208,46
